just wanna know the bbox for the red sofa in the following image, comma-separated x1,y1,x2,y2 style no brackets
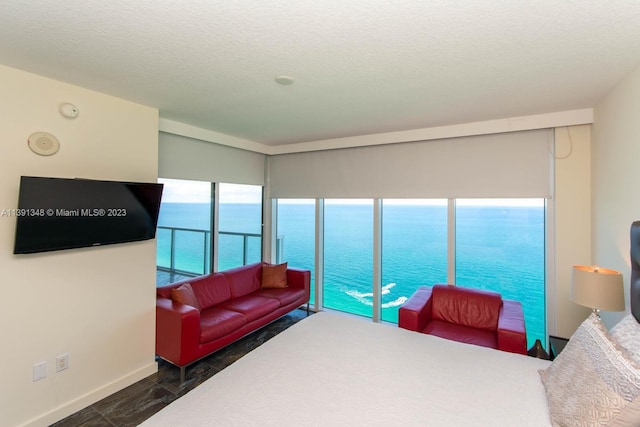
398,284,527,355
156,262,310,381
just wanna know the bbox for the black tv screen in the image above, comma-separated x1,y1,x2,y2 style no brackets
13,176,164,254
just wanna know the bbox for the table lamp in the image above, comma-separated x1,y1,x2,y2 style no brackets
570,265,625,318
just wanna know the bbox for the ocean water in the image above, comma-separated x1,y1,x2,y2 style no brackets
157,202,545,346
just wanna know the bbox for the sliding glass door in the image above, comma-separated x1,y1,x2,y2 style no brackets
455,199,545,348
275,199,316,305
323,200,373,318
381,200,448,323
156,178,212,284
218,183,263,270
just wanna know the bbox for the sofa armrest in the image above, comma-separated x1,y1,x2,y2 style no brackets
398,286,433,332
156,298,201,366
286,268,311,298
497,299,527,355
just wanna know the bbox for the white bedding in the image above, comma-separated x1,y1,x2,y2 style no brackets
141,312,552,426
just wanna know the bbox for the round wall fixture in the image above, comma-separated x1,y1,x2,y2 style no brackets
28,131,60,156
59,102,79,119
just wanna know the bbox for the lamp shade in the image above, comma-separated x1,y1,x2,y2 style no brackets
571,265,625,312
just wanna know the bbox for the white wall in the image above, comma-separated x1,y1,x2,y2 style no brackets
592,64,640,328
552,125,592,337
0,65,159,427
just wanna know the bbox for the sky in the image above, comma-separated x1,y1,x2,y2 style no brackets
158,179,544,207
159,179,261,204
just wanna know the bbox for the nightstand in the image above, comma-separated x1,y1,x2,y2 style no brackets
548,335,569,361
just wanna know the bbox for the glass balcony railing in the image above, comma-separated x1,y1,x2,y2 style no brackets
157,225,210,278
156,226,274,285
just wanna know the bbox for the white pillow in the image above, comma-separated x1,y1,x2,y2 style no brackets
538,314,640,426
610,314,640,366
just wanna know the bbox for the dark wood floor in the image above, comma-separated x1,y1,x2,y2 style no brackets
53,308,310,427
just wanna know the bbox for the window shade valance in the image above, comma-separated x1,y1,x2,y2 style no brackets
159,132,266,185
268,129,553,199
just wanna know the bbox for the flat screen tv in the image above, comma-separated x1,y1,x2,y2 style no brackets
13,176,164,254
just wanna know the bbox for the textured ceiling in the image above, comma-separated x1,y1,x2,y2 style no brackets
1,1,640,147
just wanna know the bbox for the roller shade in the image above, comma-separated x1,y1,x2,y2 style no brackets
268,129,553,199
159,132,265,185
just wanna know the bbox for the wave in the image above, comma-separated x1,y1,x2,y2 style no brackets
345,283,408,309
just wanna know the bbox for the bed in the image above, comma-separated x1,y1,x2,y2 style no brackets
141,222,640,426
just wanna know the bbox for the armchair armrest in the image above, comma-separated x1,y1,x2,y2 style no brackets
156,298,201,366
398,286,433,332
497,299,527,355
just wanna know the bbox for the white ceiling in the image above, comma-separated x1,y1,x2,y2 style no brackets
1,1,640,149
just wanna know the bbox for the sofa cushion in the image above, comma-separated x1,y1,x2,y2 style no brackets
170,283,200,310
191,273,231,310
218,295,281,322
259,287,306,307
262,262,288,289
424,319,498,349
431,285,502,331
223,262,263,298
157,285,174,299
199,308,247,343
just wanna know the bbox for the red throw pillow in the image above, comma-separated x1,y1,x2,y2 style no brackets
262,262,288,289
171,283,200,310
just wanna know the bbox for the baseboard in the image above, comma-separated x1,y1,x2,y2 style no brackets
21,361,158,427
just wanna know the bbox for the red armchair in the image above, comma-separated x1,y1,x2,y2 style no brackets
398,284,527,355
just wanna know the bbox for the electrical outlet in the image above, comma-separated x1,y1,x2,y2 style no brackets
56,353,69,372
33,361,47,381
